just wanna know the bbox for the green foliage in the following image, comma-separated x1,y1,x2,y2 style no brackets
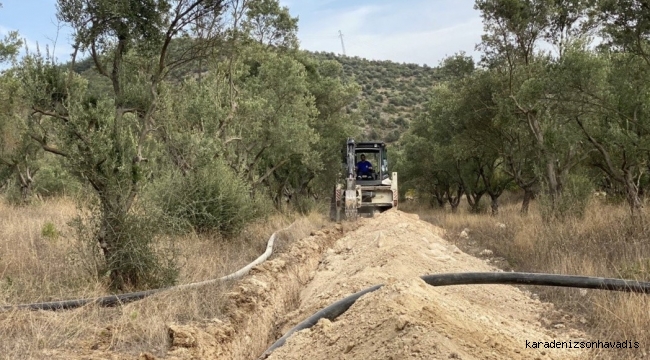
0,30,22,64
399,84,463,207
291,194,321,215
538,173,594,222
597,0,650,58
257,50,360,205
453,0,589,214
70,199,180,290
383,129,400,143
56,0,175,56
306,51,440,143
151,162,271,236
244,0,299,48
438,52,475,80
393,0,646,218
12,0,238,290
32,158,82,198
0,42,45,204
41,221,59,240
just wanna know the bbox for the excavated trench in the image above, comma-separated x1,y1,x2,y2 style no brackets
163,220,361,359
10,209,649,359
163,210,607,360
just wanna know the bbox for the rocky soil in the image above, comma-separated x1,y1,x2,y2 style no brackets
34,210,589,359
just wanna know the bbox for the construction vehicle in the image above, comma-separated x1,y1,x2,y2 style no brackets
330,138,398,221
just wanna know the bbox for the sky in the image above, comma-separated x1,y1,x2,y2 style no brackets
0,0,484,67
283,0,483,66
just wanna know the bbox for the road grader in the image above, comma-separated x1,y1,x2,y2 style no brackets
330,138,398,221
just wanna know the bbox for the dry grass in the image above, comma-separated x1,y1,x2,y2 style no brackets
403,194,650,359
0,197,327,359
0,197,99,304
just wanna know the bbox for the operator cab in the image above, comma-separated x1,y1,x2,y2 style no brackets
342,140,391,186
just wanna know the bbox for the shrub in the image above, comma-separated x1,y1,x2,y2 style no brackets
33,161,82,198
70,196,180,290
152,160,270,236
385,104,398,114
384,129,401,143
1,179,23,205
395,116,408,128
291,195,323,215
41,221,59,240
0,161,81,205
538,173,594,222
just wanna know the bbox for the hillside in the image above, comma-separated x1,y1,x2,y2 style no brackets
309,51,441,143
71,50,441,144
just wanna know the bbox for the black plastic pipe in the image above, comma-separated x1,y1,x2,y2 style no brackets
420,272,650,292
1,222,299,312
1,288,162,311
257,272,650,360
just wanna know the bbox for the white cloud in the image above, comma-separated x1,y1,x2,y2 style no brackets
294,0,483,66
309,4,385,35
333,17,482,66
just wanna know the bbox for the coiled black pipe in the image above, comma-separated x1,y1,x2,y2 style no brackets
257,272,650,360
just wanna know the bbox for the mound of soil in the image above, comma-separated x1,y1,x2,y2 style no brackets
267,210,586,360
163,221,360,360
45,210,587,359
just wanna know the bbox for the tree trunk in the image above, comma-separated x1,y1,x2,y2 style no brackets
450,202,459,213
624,169,644,215
521,187,535,214
545,158,560,210
19,180,32,202
98,207,129,290
436,196,446,208
20,186,30,202
95,183,142,291
274,184,284,209
489,193,499,215
471,194,481,213
17,166,36,203
447,186,462,213
466,191,485,213
432,189,446,208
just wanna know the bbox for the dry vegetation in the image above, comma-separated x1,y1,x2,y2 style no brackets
402,193,650,359
0,197,327,359
4,193,650,359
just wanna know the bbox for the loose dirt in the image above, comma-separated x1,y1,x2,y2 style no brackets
27,210,589,359
264,210,586,360
161,209,585,360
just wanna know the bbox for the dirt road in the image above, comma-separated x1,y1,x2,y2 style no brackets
166,210,587,360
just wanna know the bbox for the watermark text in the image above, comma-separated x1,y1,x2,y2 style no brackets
525,340,639,349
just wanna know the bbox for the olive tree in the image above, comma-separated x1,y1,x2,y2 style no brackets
19,0,228,290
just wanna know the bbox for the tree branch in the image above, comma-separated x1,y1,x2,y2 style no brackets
29,134,68,157
91,40,109,78
31,107,69,122
254,159,290,186
575,116,621,182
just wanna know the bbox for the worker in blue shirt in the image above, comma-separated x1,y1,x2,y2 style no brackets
356,154,374,177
